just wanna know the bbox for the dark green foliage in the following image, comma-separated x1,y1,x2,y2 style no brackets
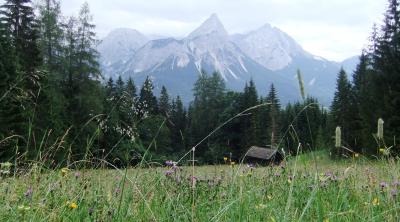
330,68,357,149
158,86,171,117
1,0,381,165
139,76,158,117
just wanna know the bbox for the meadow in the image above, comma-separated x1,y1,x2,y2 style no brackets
1,150,399,221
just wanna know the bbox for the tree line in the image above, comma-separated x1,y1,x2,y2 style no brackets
330,0,400,157
1,0,399,167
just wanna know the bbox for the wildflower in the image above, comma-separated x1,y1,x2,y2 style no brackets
191,176,197,188
69,202,78,209
267,195,273,200
377,118,384,140
391,189,398,197
164,170,174,176
223,157,228,162
114,188,121,195
61,167,69,177
392,181,400,187
165,160,176,167
354,153,359,158
74,172,81,179
380,182,388,189
88,207,94,216
255,203,267,209
372,197,379,206
172,165,180,171
274,172,281,177
17,205,31,212
335,126,341,148
24,187,33,198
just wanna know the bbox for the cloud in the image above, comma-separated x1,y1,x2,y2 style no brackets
0,0,387,61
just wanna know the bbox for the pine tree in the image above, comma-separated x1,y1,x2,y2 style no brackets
239,79,258,151
330,68,356,149
265,84,281,146
61,3,103,159
371,0,400,149
158,86,171,117
0,0,42,159
170,95,186,152
34,0,66,141
139,76,158,117
190,71,226,161
0,18,19,156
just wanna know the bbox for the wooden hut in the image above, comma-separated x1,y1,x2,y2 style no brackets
243,146,284,165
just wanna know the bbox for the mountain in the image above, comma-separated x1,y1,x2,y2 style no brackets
98,14,354,105
231,23,308,71
341,55,360,75
97,28,149,79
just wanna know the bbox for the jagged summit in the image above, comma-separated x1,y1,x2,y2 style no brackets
187,13,228,39
98,16,357,105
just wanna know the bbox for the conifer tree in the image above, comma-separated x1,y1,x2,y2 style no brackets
139,76,158,117
266,84,281,146
331,68,356,148
158,86,171,117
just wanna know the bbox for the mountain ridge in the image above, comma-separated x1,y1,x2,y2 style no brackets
97,14,359,105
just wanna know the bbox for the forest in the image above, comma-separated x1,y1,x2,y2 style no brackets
0,0,400,167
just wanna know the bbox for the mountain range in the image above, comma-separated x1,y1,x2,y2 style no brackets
97,14,359,105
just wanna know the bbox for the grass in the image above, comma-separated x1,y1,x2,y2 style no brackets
1,150,400,221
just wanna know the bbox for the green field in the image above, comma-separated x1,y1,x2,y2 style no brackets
1,151,400,221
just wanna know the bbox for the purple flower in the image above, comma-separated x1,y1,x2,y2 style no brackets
391,189,398,197
172,165,180,171
164,170,174,176
274,172,281,177
324,172,333,177
114,188,121,195
74,172,81,179
88,207,94,216
165,160,174,167
380,182,388,189
24,187,33,198
392,181,400,187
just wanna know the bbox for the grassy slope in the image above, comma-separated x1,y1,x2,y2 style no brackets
1,150,400,221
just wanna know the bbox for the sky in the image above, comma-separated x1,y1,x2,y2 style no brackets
9,0,389,61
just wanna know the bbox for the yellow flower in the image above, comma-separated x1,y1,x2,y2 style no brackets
287,179,292,184
354,153,359,158
61,167,69,176
379,148,385,153
372,197,379,206
17,205,31,212
69,202,78,209
255,203,267,209
223,157,228,161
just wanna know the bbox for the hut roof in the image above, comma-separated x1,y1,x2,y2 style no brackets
244,146,280,160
